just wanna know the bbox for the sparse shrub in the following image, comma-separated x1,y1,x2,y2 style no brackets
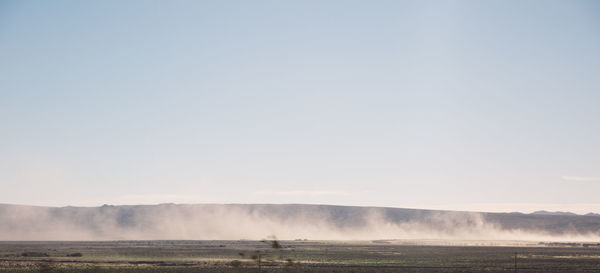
66,252,82,257
36,261,56,273
230,260,242,268
285,258,301,267
22,252,49,257
271,240,281,249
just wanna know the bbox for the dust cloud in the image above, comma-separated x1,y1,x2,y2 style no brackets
1,203,599,242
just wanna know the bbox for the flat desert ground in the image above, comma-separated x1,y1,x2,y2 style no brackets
1,240,600,273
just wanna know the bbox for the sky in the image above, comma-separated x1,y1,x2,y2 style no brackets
1,0,599,213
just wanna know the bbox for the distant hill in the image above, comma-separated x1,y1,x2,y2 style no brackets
585,212,600,217
530,210,578,216
1,203,599,241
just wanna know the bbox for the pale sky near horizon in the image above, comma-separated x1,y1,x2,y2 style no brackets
1,0,599,213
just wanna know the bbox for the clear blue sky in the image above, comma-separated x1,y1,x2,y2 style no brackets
1,0,599,213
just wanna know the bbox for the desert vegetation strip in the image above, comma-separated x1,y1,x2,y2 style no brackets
1,241,600,272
